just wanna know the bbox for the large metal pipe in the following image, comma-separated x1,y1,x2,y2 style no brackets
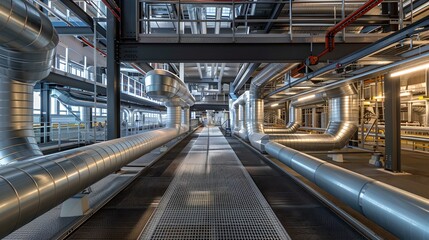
231,63,249,87
245,63,296,150
145,69,195,108
233,63,261,93
272,95,358,151
264,105,302,134
0,0,58,165
0,70,195,238
181,107,190,132
51,89,108,109
265,141,429,239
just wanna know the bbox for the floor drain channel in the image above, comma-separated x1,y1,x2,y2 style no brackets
140,127,290,239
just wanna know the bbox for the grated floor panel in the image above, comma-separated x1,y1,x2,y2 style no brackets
140,127,290,240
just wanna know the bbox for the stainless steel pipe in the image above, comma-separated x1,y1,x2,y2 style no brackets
272,96,358,151
264,106,302,134
265,85,358,149
265,141,429,239
0,68,195,238
0,0,58,165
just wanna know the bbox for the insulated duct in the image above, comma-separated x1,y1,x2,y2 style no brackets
182,107,190,132
272,95,358,151
232,92,249,141
265,141,429,239
264,106,302,134
0,70,195,238
145,69,195,108
244,63,296,150
145,69,195,134
51,89,108,109
256,84,358,151
0,0,58,165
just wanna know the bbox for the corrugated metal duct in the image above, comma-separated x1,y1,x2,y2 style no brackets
0,68,195,238
0,0,58,165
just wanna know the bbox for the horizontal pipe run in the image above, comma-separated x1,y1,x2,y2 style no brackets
0,126,182,238
265,141,429,239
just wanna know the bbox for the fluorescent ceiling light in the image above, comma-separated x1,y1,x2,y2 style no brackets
391,63,429,77
298,94,316,102
292,86,312,89
271,103,279,107
400,92,411,97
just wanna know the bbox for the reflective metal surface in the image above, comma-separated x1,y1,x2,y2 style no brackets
181,107,190,132
145,69,195,107
0,0,58,165
265,141,429,239
272,95,358,151
265,106,302,134
0,70,195,238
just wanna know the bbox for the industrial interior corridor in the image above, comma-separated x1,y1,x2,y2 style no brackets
68,127,364,239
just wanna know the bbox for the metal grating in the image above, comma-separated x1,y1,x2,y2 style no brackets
140,127,290,239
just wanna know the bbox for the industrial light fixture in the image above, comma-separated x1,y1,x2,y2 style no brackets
400,92,411,97
297,94,316,102
391,63,429,77
271,103,279,107
292,86,312,89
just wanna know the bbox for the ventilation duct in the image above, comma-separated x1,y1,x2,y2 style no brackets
232,92,249,141
264,106,302,134
51,89,108,109
232,63,295,141
265,142,429,239
244,84,358,152
0,69,195,238
0,0,58,165
272,95,358,151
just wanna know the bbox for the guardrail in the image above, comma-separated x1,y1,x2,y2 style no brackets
34,121,163,151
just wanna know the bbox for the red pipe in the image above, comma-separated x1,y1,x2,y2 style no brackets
78,36,107,56
291,0,384,77
101,0,121,21
320,0,384,59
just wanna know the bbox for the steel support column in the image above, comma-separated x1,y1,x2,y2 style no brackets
384,74,401,172
107,10,121,140
40,83,51,143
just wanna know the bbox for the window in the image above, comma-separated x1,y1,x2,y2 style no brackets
50,98,58,114
33,91,41,115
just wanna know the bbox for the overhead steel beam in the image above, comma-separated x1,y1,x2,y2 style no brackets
44,70,107,95
58,0,107,37
118,42,368,62
55,26,94,35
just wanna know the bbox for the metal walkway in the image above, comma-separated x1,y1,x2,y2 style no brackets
140,127,290,239
68,127,366,239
